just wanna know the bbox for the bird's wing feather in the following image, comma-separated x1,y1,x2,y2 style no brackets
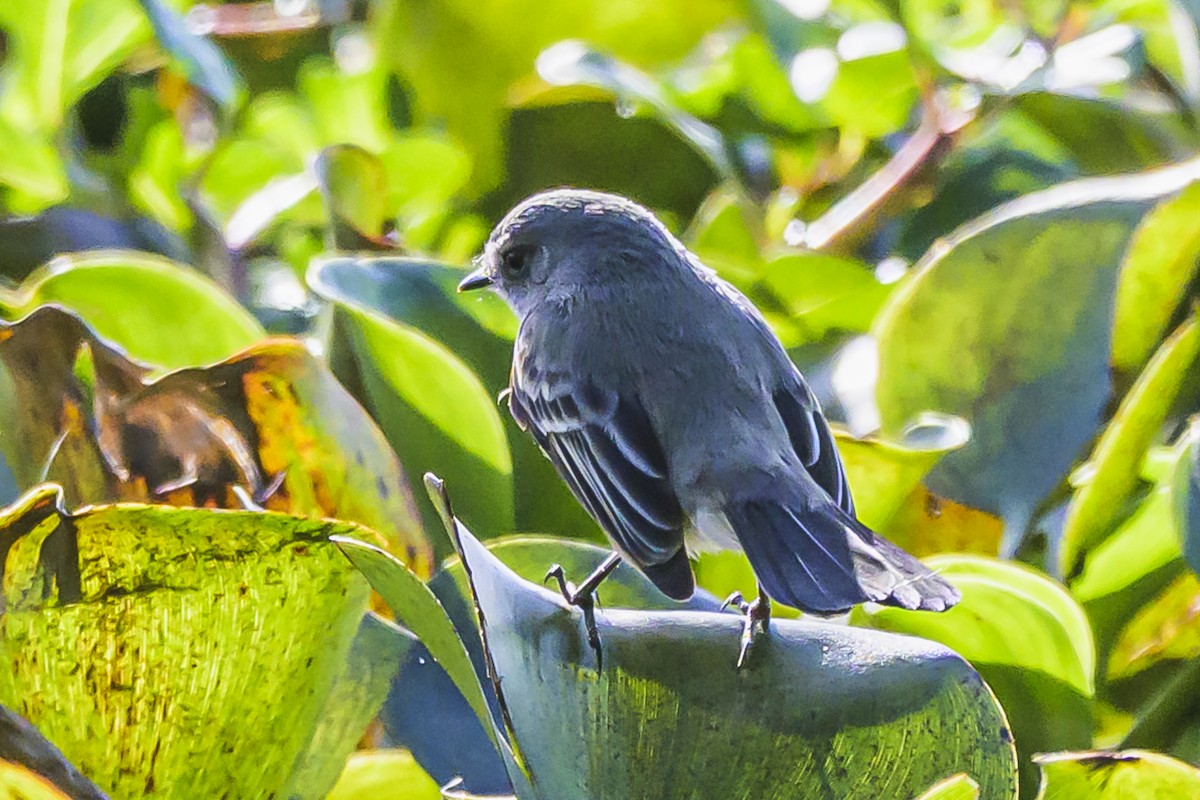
508,364,687,572
772,379,855,516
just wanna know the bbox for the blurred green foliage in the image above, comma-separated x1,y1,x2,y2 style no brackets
5,0,1200,797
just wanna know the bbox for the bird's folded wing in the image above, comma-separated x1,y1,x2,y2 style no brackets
508,369,684,566
772,377,855,516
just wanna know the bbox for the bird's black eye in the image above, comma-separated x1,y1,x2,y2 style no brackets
500,245,535,279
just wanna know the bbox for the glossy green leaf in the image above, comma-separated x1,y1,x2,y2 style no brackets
0,251,264,369
440,482,1018,800
836,414,970,530
1033,750,1200,799
315,145,392,249
310,256,584,540
333,533,505,761
1072,447,1185,661
1059,315,1200,576
875,159,1200,554
327,303,514,538
0,705,107,799
855,555,1094,795
282,614,418,799
0,485,380,798
760,253,894,342
326,751,441,800
1113,182,1200,373
917,773,981,800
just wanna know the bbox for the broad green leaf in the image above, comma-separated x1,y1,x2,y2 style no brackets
282,615,418,799
1059,315,1200,576
315,145,392,249
0,485,379,798
441,484,1018,800
875,159,1200,554
333,532,505,761
373,0,738,189
685,190,764,282
0,0,148,132
0,251,264,369
1033,750,1200,799
0,117,67,209
1015,94,1185,176
327,303,514,540
311,256,581,540
855,555,1094,795
836,414,970,530
327,751,441,800
1072,447,1185,661
0,307,429,566
760,253,894,342
0,705,107,799
1113,182,1200,373
917,773,981,800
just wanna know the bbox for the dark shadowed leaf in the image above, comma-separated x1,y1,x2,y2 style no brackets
136,0,242,109
875,159,1200,555
1033,750,1200,799
0,485,380,798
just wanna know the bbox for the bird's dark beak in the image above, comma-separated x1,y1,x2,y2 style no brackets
457,268,493,293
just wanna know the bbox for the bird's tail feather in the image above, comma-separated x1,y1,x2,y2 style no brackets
725,495,960,614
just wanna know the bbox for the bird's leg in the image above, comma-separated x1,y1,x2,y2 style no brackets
544,551,622,668
721,583,772,670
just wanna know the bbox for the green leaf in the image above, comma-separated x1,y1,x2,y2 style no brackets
327,303,514,539
0,117,67,209
1107,573,1200,681
326,751,442,800
1072,447,1186,662
311,256,577,541
917,773,981,800
854,555,1095,795
315,144,393,249
1033,750,1200,799
836,413,970,530
875,159,1200,553
0,705,108,799
0,250,264,369
440,482,1019,800
1113,182,1200,374
332,531,505,762
0,0,148,132
0,485,380,798
760,253,894,342
282,615,418,799
1059,315,1200,576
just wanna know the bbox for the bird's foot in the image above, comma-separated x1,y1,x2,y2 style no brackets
544,553,622,669
722,590,772,670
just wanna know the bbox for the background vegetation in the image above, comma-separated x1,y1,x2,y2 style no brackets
4,0,1200,797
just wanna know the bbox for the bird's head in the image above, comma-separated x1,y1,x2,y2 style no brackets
458,189,686,316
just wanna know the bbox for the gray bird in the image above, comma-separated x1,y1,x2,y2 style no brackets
459,189,960,668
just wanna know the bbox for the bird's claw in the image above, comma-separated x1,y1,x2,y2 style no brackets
544,563,604,669
724,591,771,670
